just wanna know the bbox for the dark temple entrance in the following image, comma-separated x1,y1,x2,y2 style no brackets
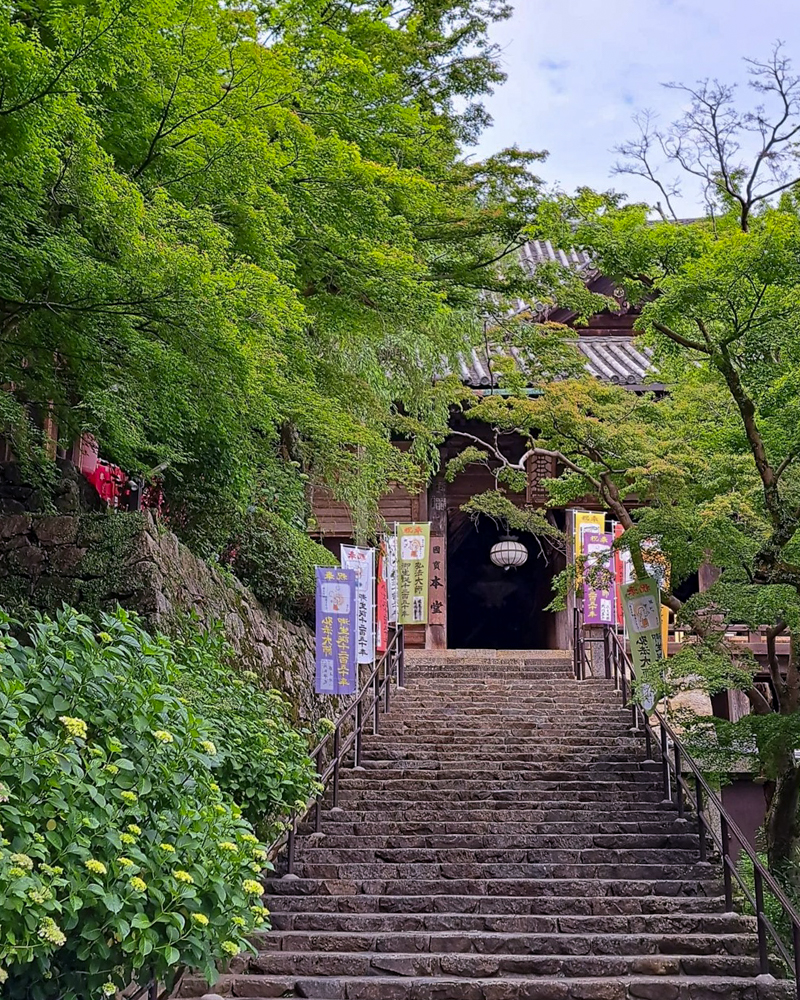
447,512,563,650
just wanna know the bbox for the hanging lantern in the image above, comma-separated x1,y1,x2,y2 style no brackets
490,535,528,571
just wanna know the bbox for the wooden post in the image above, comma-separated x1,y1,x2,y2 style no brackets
427,474,448,649
566,509,576,654
698,556,721,592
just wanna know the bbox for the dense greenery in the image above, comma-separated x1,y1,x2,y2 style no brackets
0,0,544,556
171,619,323,838
0,606,318,996
450,48,800,876
225,508,338,623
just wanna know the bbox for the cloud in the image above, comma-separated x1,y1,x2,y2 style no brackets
539,58,570,72
538,57,570,95
474,0,800,214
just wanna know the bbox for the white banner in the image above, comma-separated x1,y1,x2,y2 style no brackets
384,534,398,624
341,545,375,664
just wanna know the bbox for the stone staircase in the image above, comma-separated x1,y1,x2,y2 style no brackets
183,650,792,999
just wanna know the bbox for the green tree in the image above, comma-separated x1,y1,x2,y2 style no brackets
0,0,545,558
451,46,800,875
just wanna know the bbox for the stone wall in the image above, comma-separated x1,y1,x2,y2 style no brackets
0,511,337,724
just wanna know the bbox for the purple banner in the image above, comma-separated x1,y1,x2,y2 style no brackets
582,531,615,625
315,567,357,696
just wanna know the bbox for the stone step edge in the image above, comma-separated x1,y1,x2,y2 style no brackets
178,972,793,998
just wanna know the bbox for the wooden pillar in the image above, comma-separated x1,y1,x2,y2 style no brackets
698,557,721,592
427,474,447,649
566,509,576,651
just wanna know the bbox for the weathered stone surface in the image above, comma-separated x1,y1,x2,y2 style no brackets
34,515,78,545
0,511,335,724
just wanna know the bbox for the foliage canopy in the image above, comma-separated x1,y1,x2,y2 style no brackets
0,0,544,555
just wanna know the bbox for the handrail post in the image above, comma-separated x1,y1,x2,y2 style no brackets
287,816,297,874
355,698,363,768
385,654,391,714
755,866,770,974
373,669,380,733
644,719,653,762
332,727,341,808
660,721,671,802
695,778,706,862
792,923,800,999
674,743,684,818
398,626,406,688
720,814,734,911
314,746,323,831
603,627,611,679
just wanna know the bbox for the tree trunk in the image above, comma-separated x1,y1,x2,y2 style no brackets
765,764,800,873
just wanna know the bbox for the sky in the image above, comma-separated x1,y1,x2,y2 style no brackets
473,0,800,215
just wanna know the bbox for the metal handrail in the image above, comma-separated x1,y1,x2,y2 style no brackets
604,626,800,994
132,626,405,998
276,624,405,874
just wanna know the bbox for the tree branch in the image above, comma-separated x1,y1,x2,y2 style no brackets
652,321,710,353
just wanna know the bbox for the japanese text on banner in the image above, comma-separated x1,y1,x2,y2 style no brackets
582,531,615,625
340,545,375,664
314,567,357,696
621,576,664,685
397,523,431,625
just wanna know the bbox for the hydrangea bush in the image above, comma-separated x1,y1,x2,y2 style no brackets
0,606,313,999
171,624,323,842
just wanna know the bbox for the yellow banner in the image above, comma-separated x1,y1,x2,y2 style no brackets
574,511,605,569
397,523,431,624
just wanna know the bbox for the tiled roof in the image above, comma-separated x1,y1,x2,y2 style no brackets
447,337,660,391
520,239,594,274
445,240,662,392
502,239,598,320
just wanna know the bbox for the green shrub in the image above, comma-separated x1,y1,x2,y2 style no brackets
0,607,291,998
228,509,337,622
737,850,800,968
170,624,322,841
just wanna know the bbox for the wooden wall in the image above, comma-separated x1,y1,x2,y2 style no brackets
310,483,424,538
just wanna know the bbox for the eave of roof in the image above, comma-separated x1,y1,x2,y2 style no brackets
449,336,661,390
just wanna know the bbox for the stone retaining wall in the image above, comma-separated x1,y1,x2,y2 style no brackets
0,511,336,724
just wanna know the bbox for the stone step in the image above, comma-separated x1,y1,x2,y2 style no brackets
228,950,767,978
391,700,629,708
264,876,722,898
360,748,661,764
362,737,646,748
339,768,661,793
306,834,701,850
180,972,794,999
294,848,701,866
330,781,664,810
264,892,730,916
286,864,714,882
321,798,677,812
268,910,755,935
317,808,681,824
304,820,693,837
361,752,655,763
254,928,757,957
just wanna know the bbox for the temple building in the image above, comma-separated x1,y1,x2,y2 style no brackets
310,239,662,652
